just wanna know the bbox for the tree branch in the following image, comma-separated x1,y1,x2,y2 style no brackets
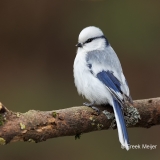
0,97,160,145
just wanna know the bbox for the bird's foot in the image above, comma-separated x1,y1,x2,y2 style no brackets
83,102,94,107
123,104,141,127
83,102,100,115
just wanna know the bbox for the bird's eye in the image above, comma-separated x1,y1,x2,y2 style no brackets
86,38,93,43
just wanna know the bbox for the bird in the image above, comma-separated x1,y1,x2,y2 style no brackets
73,26,132,150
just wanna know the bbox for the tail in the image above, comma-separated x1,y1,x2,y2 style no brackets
112,99,130,150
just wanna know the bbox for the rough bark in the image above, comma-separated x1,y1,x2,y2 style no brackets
0,97,160,145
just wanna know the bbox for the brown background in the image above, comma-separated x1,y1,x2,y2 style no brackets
0,1,160,160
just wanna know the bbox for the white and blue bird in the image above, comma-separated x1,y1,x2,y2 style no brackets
73,26,132,150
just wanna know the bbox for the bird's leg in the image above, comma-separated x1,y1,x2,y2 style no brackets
83,102,100,114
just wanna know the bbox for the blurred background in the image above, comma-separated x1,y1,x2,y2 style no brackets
0,1,160,160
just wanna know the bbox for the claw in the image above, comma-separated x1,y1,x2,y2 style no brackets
83,102,94,107
83,102,100,115
91,106,100,113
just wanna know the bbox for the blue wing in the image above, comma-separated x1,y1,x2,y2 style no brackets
97,71,130,149
96,70,124,104
86,49,132,104
86,50,130,149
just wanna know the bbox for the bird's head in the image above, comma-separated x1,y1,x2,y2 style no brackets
76,26,109,52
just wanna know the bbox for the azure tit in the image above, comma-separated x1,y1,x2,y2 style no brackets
73,26,132,150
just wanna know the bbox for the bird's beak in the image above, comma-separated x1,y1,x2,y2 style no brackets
75,43,82,48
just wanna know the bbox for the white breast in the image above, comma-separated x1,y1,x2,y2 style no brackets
73,50,112,105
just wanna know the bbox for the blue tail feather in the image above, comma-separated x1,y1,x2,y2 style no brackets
113,99,129,148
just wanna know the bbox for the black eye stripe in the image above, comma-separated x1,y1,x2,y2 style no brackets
85,35,105,44
85,38,93,43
